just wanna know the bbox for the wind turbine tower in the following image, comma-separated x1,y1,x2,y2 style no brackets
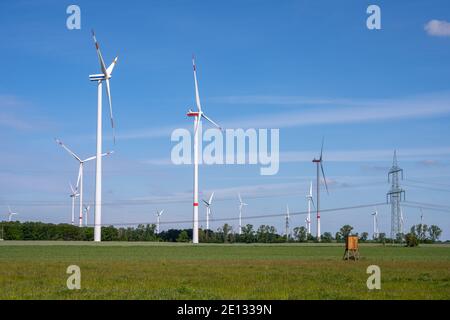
372,208,379,239
285,205,290,241
156,209,164,234
89,30,118,242
186,56,221,244
305,181,314,235
312,138,329,242
387,150,406,240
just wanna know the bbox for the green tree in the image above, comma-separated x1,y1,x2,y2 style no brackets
293,226,307,242
428,225,442,242
241,224,255,243
405,232,419,247
176,230,190,242
321,232,333,243
359,232,369,242
339,225,353,239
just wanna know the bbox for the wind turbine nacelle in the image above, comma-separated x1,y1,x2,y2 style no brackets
89,74,107,81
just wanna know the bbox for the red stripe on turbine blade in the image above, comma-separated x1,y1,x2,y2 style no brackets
193,202,199,206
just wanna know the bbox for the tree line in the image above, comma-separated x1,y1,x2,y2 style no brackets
0,221,444,244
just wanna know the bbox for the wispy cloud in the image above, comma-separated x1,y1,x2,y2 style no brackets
0,94,51,131
220,92,450,129
425,20,450,37
117,92,450,140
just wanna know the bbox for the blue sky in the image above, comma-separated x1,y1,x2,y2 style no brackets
1,0,450,239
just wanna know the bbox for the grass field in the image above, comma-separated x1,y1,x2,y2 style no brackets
0,241,449,300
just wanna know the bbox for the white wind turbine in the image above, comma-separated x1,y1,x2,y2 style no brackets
186,56,221,244
285,204,290,241
156,209,164,234
312,138,329,242
69,182,79,226
89,30,118,242
400,206,405,235
56,138,113,227
372,208,379,239
238,193,248,235
305,181,315,235
202,192,214,231
7,206,18,222
84,205,91,227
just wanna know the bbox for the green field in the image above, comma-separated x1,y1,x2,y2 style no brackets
0,242,449,300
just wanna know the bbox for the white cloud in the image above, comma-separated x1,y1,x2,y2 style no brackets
425,20,450,37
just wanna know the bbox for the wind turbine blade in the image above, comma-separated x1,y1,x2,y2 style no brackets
238,193,242,204
105,79,116,144
76,165,82,189
92,30,107,75
83,151,114,162
160,210,164,215
201,113,222,130
311,197,316,209
8,206,11,214
106,57,118,75
309,181,313,196
202,199,209,206
69,182,75,194
320,162,329,195
209,192,215,204
320,137,324,161
193,113,201,137
192,55,202,113
55,139,82,162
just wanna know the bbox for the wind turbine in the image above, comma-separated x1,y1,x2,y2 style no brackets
285,204,290,241
186,56,221,244
84,205,91,227
305,181,315,235
156,209,164,234
202,192,214,231
312,138,329,242
372,208,379,239
7,206,18,222
89,30,118,242
238,193,248,235
400,206,405,235
69,182,79,226
56,138,113,227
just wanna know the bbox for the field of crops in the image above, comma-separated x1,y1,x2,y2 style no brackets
0,242,449,299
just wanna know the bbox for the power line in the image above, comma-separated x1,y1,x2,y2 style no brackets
105,202,388,227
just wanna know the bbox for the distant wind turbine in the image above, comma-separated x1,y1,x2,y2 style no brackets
55,138,113,227
84,205,91,227
186,56,221,244
372,208,379,239
202,192,214,231
238,193,248,235
156,209,164,234
7,206,18,222
312,138,329,242
89,30,119,242
305,181,315,235
285,204,290,241
69,182,79,226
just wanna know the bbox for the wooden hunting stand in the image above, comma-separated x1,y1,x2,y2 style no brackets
343,235,360,261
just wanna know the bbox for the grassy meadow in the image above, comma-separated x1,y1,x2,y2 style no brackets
0,242,449,300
